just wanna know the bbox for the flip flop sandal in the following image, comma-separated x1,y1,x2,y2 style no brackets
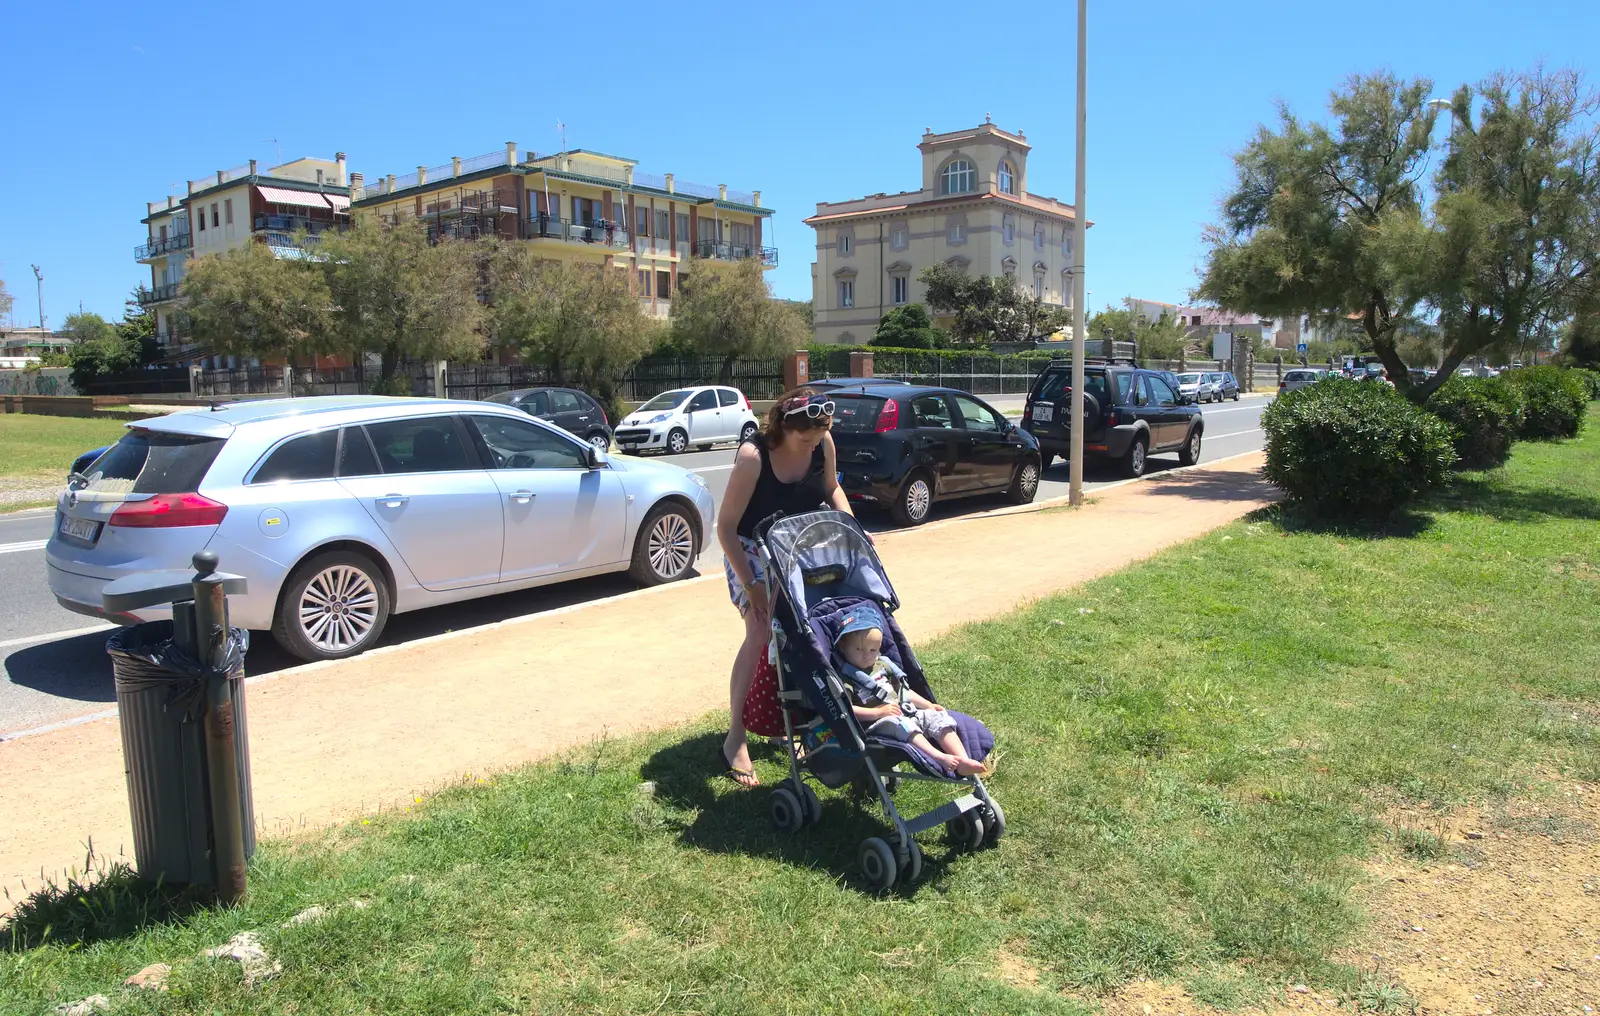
721,745,760,788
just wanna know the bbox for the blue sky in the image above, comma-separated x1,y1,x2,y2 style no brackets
2,0,1595,330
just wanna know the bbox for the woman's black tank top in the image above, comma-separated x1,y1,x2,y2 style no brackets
735,434,828,539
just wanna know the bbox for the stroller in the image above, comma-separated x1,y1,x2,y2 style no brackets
753,509,1003,889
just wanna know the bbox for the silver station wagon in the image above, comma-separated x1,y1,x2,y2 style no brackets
48,396,715,661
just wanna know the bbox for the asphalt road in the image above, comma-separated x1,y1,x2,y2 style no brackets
0,395,1268,737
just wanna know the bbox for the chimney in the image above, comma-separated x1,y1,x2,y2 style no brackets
718,184,728,201
386,174,396,194
350,172,365,199
335,152,347,185
249,159,257,175
450,156,461,178
167,196,176,211
187,180,195,196
417,165,428,186
216,170,225,185
663,172,673,193
752,190,761,207
505,141,517,166
316,169,325,190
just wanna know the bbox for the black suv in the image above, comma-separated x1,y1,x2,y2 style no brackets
485,387,612,449
1021,363,1204,478
829,384,1041,526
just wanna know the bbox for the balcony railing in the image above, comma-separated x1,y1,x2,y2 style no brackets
526,215,630,248
134,233,193,260
137,283,182,306
253,214,345,235
693,240,778,267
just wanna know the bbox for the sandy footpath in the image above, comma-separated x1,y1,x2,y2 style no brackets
0,455,1274,897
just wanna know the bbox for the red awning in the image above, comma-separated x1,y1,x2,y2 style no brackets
324,193,350,211
257,186,330,208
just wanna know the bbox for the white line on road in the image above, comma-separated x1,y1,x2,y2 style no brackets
0,540,48,556
690,464,736,474
1207,428,1265,440
0,623,116,651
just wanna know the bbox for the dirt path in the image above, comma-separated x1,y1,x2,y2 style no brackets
0,455,1275,899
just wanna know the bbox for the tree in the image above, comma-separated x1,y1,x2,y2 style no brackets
0,277,12,322
182,241,332,364
118,289,157,349
1087,305,1192,360
779,299,814,329
62,312,138,391
670,259,810,379
1198,72,1437,395
315,218,486,392
488,244,656,411
1559,310,1600,367
871,304,946,349
918,263,1061,346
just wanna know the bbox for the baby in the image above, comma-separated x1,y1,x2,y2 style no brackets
833,605,988,777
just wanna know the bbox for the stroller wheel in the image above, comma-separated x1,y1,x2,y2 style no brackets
981,799,1006,847
769,787,805,834
798,782,822,826
858,837,898,890
946,811,986,851
897,837,923,885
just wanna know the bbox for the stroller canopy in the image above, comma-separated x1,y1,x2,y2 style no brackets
760,511,898,616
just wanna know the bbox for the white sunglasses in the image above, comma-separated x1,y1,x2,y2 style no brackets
783,399,836,419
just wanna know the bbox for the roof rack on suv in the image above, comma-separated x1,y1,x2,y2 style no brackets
1046,356,1139,367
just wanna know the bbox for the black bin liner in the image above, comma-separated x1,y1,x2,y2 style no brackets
107,621,255,885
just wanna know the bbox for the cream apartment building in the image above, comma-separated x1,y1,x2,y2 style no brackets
806,121,1084,345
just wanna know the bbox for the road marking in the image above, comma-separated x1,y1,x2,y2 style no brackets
691,464,736,474
0,540,48,556
1207,428,1265,439
0,623,117,651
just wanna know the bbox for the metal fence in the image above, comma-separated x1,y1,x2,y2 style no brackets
197,366,284,397
442,356,788,403
84,368,192,396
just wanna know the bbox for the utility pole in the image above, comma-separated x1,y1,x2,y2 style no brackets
1068,0,1088,505
31,264,45,332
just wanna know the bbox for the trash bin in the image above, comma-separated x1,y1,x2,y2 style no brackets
108,621,255,886
101,551,253,898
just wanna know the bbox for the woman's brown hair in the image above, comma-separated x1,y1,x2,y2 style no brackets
761,386,826,448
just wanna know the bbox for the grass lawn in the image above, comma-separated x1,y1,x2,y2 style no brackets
0,415,130,509
3,409,1596,1014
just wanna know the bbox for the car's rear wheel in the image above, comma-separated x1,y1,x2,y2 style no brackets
891,471,935,527
272,550,391,662
630,502,697,585
1006,456,1041,504
1123,435,1148,479
1178,427,1202,466
739,422,759,444
1233,390,1241,401
666,428,689,454
586,431,610,450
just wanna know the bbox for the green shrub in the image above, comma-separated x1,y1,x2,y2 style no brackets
1569,367,1600,401
1502,365,1587,439
1424,376,1524,470
1261,378,1456,518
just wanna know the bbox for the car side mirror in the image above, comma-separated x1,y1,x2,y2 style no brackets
1176,394,1194,405
585,445,608,469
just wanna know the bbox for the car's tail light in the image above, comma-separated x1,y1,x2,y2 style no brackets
874,398,900,432
1105,408,1119,427
109,493,229,528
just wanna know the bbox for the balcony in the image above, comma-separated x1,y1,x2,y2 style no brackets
137,283,182,306
253,214,345,235
134,233,193,261
693,240,778,267
526,215,630,248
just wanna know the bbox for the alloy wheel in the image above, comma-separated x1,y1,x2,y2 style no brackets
647,512,694,579
1020,463,1039,498
1130,441,1146,475
589,433,610,450
906,478,932,521
298,565,379,653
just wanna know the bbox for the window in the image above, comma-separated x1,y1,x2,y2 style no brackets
1063,230,1074,257
77,431,224,495
889,225,907,249
549,390,583,414
224,198,233,226
731,222,754,248
1147,375,1178,406
952,395,1003,433
656,209,670,239
998,159,1016,195
365,417,474,474
838,232,852,255
657,270,672,298
940,160,975,195
1033,275,1044,300
469,415,587,470
252,430,337,483
1034,223,1045,250
211,203,219,228
838,279,854,308
688,390,718,413
638,270,652,297
717,389,741,407
909,394,954,429
947,221,965,244
198,208,206,231
676,212,688,243
1003,216,1015,245
636,206,650,235
891,275,909,305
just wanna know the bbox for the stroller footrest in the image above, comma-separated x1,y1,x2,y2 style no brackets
903,793,983,836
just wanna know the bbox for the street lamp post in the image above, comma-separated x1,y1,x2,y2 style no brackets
30,264,45,332
1068,0,1088,505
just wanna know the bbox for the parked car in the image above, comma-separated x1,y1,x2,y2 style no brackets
828,384,1041,526
1207,371,1242,401
47,396,715,662
1173,371,1222,404
613,385,759,455
1022,363,1205,479
1279,368,1326,394
485,387,612,449
806,377,910,392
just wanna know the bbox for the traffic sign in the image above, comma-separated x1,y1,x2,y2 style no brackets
1297,342,1308,354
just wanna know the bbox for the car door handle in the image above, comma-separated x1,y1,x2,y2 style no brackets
508,490,536,504
375,494,409,508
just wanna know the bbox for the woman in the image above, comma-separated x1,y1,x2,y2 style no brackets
717,388,860,787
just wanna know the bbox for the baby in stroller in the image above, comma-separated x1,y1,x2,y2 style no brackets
833,604,989,777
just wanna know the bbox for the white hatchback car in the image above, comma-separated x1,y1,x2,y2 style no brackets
613,386,760,455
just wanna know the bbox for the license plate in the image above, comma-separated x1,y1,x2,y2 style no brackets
1032,404,1054,422
59,516,101,545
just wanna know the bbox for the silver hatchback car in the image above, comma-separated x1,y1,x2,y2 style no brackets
47,396,716,662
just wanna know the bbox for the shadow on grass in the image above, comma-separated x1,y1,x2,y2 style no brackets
1432,476,1600,523
640,731,962,895
1,862,213,952
1244,502,1436,540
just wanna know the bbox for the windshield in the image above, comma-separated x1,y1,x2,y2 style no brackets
1176,373,1203,384
1033,369,1114,405
639,390,691,412
485,391,520,404
74,430,225,495
829,395,883,432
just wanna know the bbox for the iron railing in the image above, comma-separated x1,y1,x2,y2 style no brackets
526,215,630,247
137,283,182,306
252,214,345,234
134,233,193,260
693,240,778,266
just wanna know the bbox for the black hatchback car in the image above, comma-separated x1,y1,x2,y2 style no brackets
486,387,612,449
828,384,1041,526
1021,363,1204,478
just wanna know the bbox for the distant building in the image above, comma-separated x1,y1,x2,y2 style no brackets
806,121,1087,345
1,327,73,366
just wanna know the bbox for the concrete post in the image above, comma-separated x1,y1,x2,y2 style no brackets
505,141,517,166
282,364,293,396
189,365,202,396
783,351,810,391
663,172,673,193
753,190,761,207
848,351,874,378
452,156,462,178
432,361,448,399
417,166,428,186
718,184,728,201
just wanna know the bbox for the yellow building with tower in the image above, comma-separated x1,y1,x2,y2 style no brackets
351,143,774,321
